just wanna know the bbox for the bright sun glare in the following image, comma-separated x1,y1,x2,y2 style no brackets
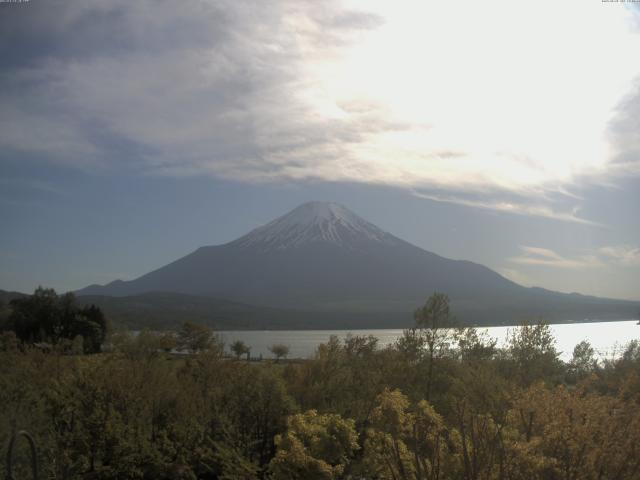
298,0,640,193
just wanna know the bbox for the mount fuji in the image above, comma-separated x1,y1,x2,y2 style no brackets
77,201,637,327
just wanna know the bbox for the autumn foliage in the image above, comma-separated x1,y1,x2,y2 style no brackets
2,293,640,479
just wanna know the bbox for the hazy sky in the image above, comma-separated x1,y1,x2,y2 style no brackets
1,0,639,300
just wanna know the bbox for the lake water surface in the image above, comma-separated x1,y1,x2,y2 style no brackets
218,320,640,361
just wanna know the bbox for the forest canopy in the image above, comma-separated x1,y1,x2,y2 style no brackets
1,287,107,354
1,293,640,479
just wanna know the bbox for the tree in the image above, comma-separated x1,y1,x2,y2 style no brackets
270,410,359,480
177,321,217,354
455,327,497,363
506,320,562,386
75,304,108,353
507,384,640,479
362,389,460,480
231,339,250,360
217,364,296,473
395,328,425,364
158,331,178,353
270,343,290,362
414,292,456,401
8,287,59,343
0,298,11,330
7,287,107,353
568,340,597,383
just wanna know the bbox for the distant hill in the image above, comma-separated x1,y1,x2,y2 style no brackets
0,289,27,326
2,286,637,331
75,201,638,327
75,291,639,331
75,291,416,330
0,289,28,305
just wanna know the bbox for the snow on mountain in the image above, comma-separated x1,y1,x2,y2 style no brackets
232,201,401,251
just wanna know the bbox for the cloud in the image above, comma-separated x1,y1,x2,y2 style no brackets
598,245,640,267
509,244,640,269
608,76,640,177
412,190,602,226
0,0,389,172
509,246,605,269
1,0,640,222
498,268,532,287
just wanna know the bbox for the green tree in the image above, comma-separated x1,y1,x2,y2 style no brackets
455,326,497,363
75,304,108,353
217,364,296,473
414,292,456,401
505,320,562,386
270,343,290,362
231,339,250,360
568,340,597,383
177,321,218,354
286,334,388,427
8,287,107,353
395,328,425,364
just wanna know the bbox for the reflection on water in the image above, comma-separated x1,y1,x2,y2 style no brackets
218,320,640,361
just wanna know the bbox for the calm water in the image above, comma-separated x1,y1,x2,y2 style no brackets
218,320,640,361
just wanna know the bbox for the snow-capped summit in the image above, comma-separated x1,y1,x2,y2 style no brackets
232,201,400,250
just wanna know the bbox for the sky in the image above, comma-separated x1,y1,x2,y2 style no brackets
0,0,639,301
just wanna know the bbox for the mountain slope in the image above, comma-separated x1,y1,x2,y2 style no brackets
78,202,520,304
77,201,638,325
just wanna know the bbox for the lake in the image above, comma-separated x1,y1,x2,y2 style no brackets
218,320,640,361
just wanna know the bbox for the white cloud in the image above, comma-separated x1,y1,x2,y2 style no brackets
509,246,604,269
599,245,640,266
412,191,602,226
2,0,640,221
510,244,640,270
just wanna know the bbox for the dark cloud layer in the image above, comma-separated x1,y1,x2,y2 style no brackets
0,0,387,177
0,0,229,66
